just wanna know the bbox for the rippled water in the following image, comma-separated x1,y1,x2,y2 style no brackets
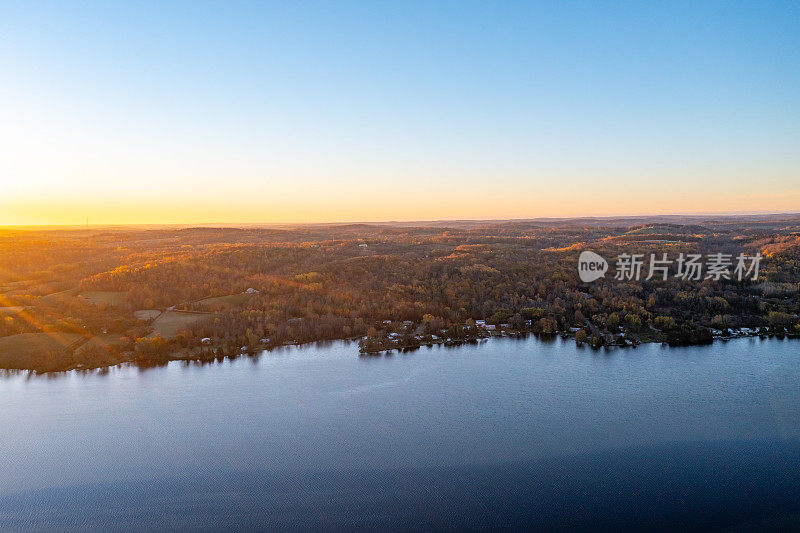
1,336,798,530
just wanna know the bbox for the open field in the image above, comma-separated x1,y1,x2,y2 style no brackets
151,310,209,338
39,287,79,303
194,293,250,310
74,333,127,355
79,291,127,306
0,306,30,315
0,281,28,295
0,332,84,369
134,309,162,320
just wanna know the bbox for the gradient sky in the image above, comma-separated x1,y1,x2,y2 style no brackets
1,1,799,225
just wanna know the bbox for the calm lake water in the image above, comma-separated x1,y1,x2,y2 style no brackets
1,336,799,531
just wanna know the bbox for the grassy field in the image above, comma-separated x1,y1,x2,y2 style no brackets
134,309,161,320
74,333,126,355
150,310,208,338
0,306,29,314
39,287,79,303
0,332,84,369
79,291,127,306
194,293,250,310
0,281,27,295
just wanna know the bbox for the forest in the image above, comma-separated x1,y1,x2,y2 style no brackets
0,215,798,371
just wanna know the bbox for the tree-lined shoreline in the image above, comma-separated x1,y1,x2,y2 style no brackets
1,216,798,372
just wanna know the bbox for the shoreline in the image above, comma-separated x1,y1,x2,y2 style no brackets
3,330,797,376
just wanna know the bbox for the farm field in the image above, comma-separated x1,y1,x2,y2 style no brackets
134,309,161,320
0,306,29,314
193,293,250,310
74,333,127,355
79,291,127,306
39,287,78,302
0,332,84,369
150,310,209,338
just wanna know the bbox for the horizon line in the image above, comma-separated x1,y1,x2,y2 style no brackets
2,209,799,230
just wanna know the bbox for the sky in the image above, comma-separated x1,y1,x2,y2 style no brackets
1,1,799,225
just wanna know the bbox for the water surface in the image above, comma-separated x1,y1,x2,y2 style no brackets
1,337,798,530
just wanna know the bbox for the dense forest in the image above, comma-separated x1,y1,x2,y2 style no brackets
1,215,798,371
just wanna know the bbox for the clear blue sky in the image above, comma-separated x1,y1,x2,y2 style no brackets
1,1,798,223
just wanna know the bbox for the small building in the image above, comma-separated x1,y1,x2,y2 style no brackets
485,324,497,331
201,337,212,345
244,288,259,294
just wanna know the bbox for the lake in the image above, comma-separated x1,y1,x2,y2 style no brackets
1,336,799,531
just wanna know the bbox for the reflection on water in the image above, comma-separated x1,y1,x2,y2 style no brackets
0,336,798,530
